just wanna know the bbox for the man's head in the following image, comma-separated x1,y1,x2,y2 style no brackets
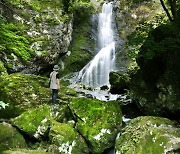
53,65,59,71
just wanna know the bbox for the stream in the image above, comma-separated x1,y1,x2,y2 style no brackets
68,2,143,153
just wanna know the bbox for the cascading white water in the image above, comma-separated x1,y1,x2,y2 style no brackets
78,2,116,88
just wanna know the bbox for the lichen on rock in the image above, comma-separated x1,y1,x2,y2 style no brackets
69,97,122,153
0,73,51,119
2,149,50,154
115,116,180,154
11,104,51,138
48,121,89,154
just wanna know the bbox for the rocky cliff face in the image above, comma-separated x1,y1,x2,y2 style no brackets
113,0,180,120
0,0,73,73
115,0,162,40
114,0,162,73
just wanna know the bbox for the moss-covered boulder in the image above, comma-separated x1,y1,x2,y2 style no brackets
2,149,50,154
115,116,180,154
11,105,51,138
49,103,74,123
48,121,89,153
69,97,122,153
11,103,74,139
0,122,27,152
109,72,130,94
0,73,51,119
130,23,180,119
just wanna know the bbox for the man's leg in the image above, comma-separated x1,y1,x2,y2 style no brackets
52,89,58,105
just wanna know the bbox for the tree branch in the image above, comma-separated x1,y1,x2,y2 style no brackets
159,0,173,22
168,0,177,20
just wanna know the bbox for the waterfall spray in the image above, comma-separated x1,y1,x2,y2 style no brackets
78,2,116,88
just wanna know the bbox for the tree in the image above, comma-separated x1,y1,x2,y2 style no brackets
160,0,179,23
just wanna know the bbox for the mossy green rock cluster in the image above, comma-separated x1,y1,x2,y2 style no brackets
0,122,27,152
11,105,51,138
2,149,49,154
10,104,89,153
11,104,74,139
109,72,129,94
8,96,123,153
130,23,180,119
1,0,73,73
70,98,122,153
49,122,89,153
0,73,51,119
115,116,180,154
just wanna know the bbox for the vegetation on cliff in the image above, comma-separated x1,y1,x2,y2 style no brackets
0,0,180,153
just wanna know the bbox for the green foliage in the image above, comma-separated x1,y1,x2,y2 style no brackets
127,13,169,59
0,20,34,62
45,16,60,25
69,0,94,17
139,23,180,60
7,0,64,12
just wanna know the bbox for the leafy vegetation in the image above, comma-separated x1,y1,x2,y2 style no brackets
127,13,169,59
0,19,34,62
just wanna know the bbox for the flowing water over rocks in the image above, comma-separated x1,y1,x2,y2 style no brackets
78,2,116,88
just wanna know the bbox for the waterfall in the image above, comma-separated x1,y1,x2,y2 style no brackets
78,2,116,88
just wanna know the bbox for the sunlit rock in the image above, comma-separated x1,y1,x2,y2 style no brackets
48,122,89,153
0,74,51,119
69,97,122,153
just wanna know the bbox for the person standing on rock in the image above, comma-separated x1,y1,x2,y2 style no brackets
49,65,60,105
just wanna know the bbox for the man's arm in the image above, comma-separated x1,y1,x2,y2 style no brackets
56,73,60,89
57,78,60,89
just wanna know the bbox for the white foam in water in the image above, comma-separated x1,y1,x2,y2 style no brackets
78,2,116,88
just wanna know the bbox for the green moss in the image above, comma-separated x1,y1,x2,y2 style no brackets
0,73,51,119
33,15,42,24
0,61,7,76
115,116,180,154
11,105,51,136
2,149,50,154
70,98,122,153
61,16,94,76
0,21,34,62
49,121,89,153
0,122,27,152
20,10,31,20
49,122,76,143
7,0,64,12
45,16,60,25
